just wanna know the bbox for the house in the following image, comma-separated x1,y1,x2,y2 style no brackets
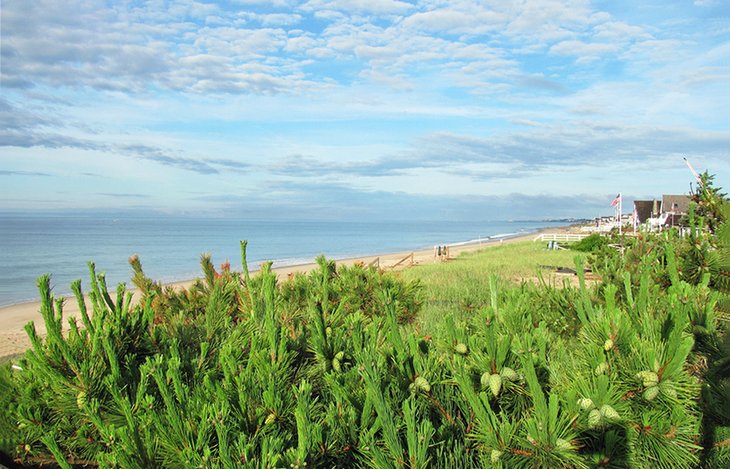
637,195,691,231
661,194,691,228
633,199,661,224
662,194,691,215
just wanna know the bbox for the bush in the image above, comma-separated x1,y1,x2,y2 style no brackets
571,233,608,252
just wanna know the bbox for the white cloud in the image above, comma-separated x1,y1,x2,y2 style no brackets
621,39,687,64
549,40,620,62
592,21,649,41
680,67,730,86
191,27,288,57
300,0,414,15
504,0,592,41
241,12,303,27
231,0,296,5
284,33,320,54
401,8,504,35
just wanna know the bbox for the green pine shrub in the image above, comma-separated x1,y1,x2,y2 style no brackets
571,233,608,252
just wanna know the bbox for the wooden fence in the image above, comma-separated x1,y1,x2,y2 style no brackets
391,252,414,268
533,233,590,243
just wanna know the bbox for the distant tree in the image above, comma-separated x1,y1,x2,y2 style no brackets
690,171,727,233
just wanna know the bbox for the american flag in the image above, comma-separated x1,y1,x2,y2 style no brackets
610,194,621,207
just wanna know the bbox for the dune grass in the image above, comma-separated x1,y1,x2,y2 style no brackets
400,240,580,335
0,353,22,365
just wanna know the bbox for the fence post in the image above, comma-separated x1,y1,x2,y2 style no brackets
392,252,415,269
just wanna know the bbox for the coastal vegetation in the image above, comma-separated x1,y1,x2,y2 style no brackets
1,181,729,467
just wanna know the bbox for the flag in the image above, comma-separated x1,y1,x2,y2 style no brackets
610,194,621,207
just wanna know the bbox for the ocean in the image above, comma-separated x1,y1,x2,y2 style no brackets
0,215,568,307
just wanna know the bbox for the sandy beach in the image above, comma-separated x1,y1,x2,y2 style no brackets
0,228,569,360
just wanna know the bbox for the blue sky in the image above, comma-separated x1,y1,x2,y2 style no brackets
1,0,729,220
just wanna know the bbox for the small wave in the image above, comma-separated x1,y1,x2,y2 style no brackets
0,296,43,308
446,238,484,247
488,232,523,239
262,258,316,270
445,230,536,247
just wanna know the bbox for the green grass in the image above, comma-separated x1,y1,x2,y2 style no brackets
0,354,22,364
401,240,579,335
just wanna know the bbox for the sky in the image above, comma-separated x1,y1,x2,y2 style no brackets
1,0,729,221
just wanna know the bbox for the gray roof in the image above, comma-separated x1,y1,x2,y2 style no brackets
662,194,691,214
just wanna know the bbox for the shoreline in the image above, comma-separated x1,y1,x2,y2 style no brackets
0,226,569,359
0,229,542,310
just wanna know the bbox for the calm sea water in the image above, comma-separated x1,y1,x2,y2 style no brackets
0,215,566,307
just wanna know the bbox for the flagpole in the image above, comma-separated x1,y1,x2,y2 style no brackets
683,157,702,186
618,192,622,236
